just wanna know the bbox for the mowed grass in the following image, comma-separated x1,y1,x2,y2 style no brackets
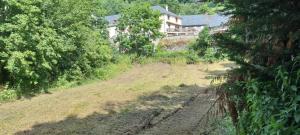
0,61,233,134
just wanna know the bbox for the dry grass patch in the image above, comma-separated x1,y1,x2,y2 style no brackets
0,61,234,135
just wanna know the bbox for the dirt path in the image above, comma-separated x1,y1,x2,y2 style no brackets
0,62,234,135
138,92,215,135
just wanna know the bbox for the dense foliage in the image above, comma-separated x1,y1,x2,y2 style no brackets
190,27,225,63
116,3,162,56
179,2,224,15
100,0,223,16
0,0,112,95
98,0,128,15
215,0,300,134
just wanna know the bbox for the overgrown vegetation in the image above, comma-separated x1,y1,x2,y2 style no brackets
53,55,133,89
189,27,226,63
214,0,300,134
211,116,236,135
0,49,200,102
134,50,200,65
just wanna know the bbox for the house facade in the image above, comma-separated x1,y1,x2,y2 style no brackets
152,6,182,33
104,15,120,39
105,5,229,38
105,5,183,38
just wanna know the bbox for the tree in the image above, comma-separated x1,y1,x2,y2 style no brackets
215,0,300,134
179,2,224,15
159,0,180,13
177,0,194,3
0,0,112,94
116,3,162,56
190,27,212,55
98,0,129,15
189,27,225,63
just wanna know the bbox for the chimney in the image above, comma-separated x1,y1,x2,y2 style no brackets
165,5,168,11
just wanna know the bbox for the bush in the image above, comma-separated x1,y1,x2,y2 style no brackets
93,55,132,80
133,50,200,65
0,89,17,102
185,51,201,64
189,27,226,63
211,116,236,135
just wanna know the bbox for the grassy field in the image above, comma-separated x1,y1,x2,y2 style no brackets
0,61,234,135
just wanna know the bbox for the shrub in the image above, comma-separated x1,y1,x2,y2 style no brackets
189,27,225,63
185,51,201,64
93,55,132,80
134,50,200,65
0,88,17,102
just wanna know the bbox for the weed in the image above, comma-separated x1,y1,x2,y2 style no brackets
0,89,17,102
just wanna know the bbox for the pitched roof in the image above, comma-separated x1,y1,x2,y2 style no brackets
151,5,180,18
104,5,180,26
181,14,230,27
104,15,120,26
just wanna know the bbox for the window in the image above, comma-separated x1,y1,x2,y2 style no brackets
167,15,170,20
176,17,178,22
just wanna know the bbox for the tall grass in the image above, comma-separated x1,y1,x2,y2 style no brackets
0,55,133,103
133,50,200,65
0,51,201,103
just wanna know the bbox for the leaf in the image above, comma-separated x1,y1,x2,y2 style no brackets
294,113,300,123
291,85,297,91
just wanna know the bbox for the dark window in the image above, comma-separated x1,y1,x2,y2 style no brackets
168,15,170,20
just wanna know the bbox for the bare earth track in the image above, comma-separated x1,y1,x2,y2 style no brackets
0,62,234,135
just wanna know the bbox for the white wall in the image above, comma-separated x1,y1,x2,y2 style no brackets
166,15,182,25
159,15,167,33
160,14,182,32
183,26,205,31
182,26,205,35
107,14,183,38
108,26,117,38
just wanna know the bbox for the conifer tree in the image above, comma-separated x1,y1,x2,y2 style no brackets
216,0,300,134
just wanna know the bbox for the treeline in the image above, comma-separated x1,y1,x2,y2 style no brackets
215,0,300,134
99,0,224,16
0,0,112,95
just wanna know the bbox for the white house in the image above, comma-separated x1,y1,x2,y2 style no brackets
105,15,119,38
152,6,182,34
105,5,229,38
105,5,183,38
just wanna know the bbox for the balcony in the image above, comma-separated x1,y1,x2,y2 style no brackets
166,28,199,36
